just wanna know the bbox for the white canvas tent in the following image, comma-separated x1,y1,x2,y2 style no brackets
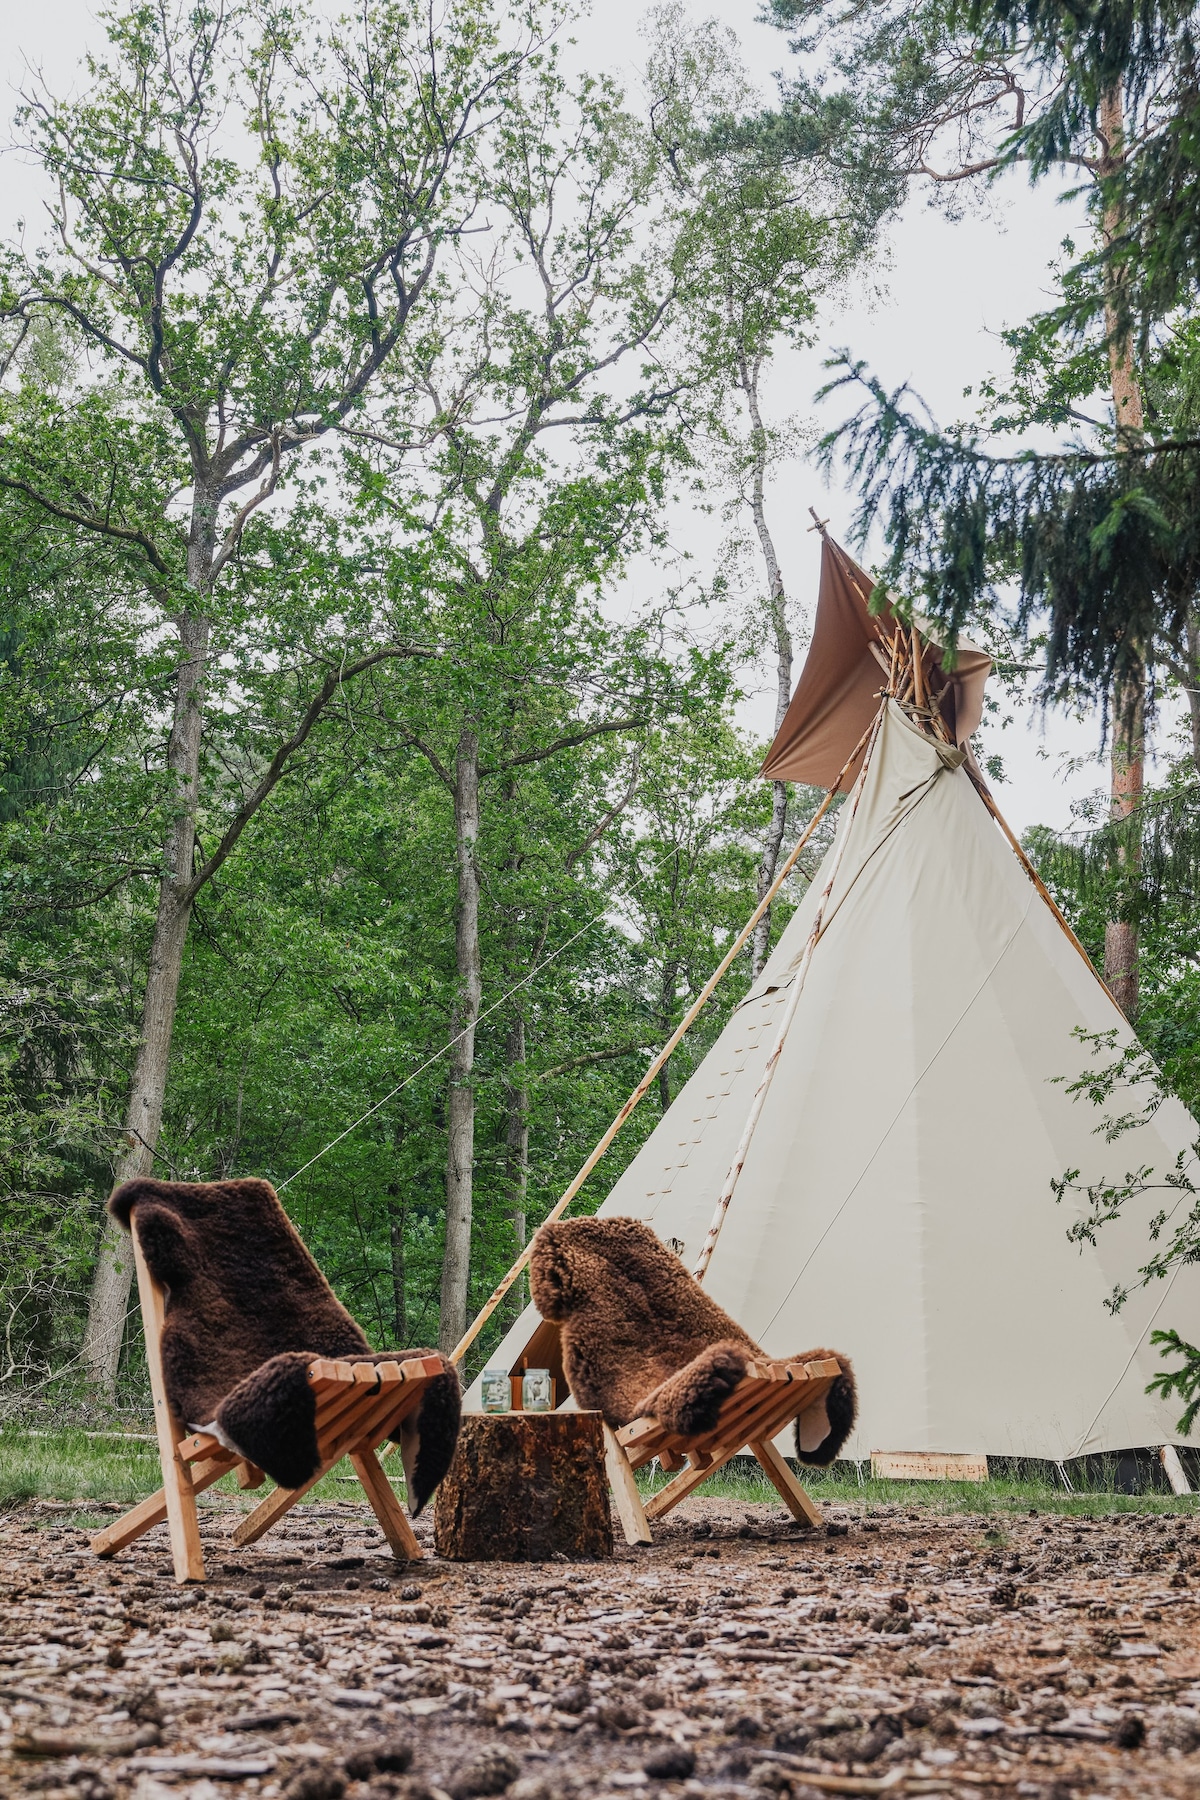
466,540,1200,1466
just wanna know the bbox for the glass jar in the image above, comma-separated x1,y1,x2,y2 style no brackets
480,1368,510,1413
521,1368,554,1412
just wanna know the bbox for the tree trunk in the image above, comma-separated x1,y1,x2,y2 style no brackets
502,1010,529,1325
657,958,679,1114
1105,663,1144,1021
81,491,217,1394
439,728,482,1354
388,1120,408,1345
386,1107,410,1342
1098,84,1146,1024
740,355,793,980
433,1412,613,1561
389,1205,407,1343
753,566,792,979
1185,607,1200,780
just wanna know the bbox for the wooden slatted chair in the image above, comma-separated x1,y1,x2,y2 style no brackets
520,1217,855,1550
90,1180,458,1583
603,1353,843,1545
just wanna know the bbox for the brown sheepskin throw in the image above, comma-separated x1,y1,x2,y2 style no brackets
529,1215,856,1466
108,1177,460,1508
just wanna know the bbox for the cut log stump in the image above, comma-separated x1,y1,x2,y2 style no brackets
434,1411,613,1561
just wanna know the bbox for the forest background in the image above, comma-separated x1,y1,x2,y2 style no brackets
3,0,1199,1419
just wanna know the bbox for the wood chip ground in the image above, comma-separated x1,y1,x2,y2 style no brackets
4,1491,1200,1800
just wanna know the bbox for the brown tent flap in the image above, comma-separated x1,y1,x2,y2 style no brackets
761,536,992,789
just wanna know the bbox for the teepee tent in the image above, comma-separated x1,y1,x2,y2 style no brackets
465,537,1200,1467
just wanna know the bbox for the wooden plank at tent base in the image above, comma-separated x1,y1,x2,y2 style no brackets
1161,1445,1192,1496
871,1451,989,1483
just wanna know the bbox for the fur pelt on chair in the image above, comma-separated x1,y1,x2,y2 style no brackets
109,1177,460,1507
529,1216,856,1465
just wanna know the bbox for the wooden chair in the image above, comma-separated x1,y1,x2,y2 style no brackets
90,1216,445,1582
602,1353,843,1546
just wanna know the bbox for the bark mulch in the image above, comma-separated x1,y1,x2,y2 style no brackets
3,1490,1200,1800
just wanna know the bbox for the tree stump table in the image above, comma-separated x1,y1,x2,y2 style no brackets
433,1411,613,1561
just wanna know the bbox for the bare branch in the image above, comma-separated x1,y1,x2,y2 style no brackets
564,756,641,871
0,471,171,575
537,1042,651,1080
181,642,438,903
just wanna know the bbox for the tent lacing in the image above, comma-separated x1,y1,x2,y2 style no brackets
691,702,886,1284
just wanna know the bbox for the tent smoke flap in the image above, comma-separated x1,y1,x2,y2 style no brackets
760,535,991,788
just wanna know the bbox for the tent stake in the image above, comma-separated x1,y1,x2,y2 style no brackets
693,703,886,1283
448,713,880,1369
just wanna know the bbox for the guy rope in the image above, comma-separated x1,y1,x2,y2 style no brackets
449,710,881,1368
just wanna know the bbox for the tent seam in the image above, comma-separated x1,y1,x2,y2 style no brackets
786,748,950,968
1069,1260,1183,1459
759,881,1038,1337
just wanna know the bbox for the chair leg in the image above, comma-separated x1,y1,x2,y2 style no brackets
351,1448,422,1560
750,1436,823,1528
132,1220,205,1583
235,1460,266,1491
604,1425,652,1546
91,1456,233,1559
232,1379,438,1550
232,1466,327,1545
157,1412,205,1583
644,1444,741,1520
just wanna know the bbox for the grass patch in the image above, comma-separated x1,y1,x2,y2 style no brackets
0,1425,162,1510
4,1425,1200,1525
636,1456,1200,1518
0,1425,410,1518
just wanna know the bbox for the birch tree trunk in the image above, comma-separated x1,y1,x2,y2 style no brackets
1099,84,1146,1024
739,356,793,980
81,490,218,1392
439,728,482,1352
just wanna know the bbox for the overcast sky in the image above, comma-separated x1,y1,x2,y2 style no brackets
4,0,1169,835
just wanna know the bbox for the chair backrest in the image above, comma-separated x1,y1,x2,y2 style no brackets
110,1177,371,1426
530,1215,757,1427
531,1215,753,1344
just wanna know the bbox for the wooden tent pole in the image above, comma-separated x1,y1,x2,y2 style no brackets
448,713,880,1369
692,702,887,1283
910,625,927,710
969,771,1116,1001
